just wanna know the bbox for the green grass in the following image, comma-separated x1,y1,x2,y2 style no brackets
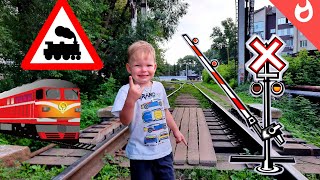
272,96,320,147
279,116,320,147
0,163,65,180
201,82,225,95
164,82,212,109
235,92,262,104
0,134,50,152
96,155,276,180
194,83,232,109
94,154,130,180
176,168,273,180
197,82,262,107
233,83,320,147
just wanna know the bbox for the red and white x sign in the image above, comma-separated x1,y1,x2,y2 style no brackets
246,35,286,73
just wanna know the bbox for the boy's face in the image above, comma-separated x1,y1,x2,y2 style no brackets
126,52,157,86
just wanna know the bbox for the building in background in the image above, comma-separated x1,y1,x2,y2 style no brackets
254,6,317,55
179,69,199,80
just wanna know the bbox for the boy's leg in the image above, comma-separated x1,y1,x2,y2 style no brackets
153,152,175,180
130,159,154,180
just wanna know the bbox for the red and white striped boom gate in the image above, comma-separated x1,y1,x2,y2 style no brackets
182,34,283,144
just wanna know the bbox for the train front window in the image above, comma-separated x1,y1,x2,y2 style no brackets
64,89,78,100
36,89,43,100
46,89,60,100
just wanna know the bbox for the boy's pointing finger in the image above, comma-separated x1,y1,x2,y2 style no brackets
182,138,188,147
129,76,134,86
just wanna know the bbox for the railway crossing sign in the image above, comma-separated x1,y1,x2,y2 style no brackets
21,0,103,70
245,35,288,81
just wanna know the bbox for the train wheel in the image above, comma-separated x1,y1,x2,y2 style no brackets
45,55,52,60
14,124,24,136
76,55,81,60
54,54,61,60
63,55,69,60
71,55,75,60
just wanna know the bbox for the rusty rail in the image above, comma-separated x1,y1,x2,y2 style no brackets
53,126,129,180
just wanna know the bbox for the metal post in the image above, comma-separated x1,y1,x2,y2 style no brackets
186,63,188,79
238,0,245,85
255,63,283,174
262,70,272,170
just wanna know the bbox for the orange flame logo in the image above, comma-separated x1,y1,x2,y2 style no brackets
58,102,67,113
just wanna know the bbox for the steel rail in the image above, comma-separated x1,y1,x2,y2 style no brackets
167,82,186,98
53,126,129,180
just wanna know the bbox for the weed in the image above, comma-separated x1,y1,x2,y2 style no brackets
94,154,130,180
176,168,273,180
0,162,65,179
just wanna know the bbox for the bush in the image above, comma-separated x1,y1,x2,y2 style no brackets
273,95,319,129
202,69,213,84
201,60,237,86
284,50,320,86
80,76,119,129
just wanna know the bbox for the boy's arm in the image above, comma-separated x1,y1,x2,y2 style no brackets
119,97,135,126
165,109,187,146
119,76,144,126
165,109,179,133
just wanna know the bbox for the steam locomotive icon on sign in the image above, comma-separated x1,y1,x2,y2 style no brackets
44,26,81,60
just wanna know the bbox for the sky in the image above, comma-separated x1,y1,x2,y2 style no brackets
162,0,274,65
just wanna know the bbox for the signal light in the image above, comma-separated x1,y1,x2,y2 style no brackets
211,60,219,67
271,82,284,96
250,82,263,96
192,38,199,44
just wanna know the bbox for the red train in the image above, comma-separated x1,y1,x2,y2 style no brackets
0,79,80,142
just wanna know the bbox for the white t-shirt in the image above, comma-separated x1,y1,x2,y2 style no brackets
111,81,172,160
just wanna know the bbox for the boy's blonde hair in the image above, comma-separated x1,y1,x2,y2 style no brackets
128,41,156,63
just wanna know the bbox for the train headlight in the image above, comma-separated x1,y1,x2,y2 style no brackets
75,108,81,112
42,106,50,112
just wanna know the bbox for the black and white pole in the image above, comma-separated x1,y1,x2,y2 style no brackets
255,62,283,174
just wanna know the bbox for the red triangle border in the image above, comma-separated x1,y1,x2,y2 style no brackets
21,0,103,70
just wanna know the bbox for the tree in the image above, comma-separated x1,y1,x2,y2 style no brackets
176,55,203,76
0,0,188,97
210,18,237,64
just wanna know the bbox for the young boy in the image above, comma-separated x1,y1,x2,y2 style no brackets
111,40,187,180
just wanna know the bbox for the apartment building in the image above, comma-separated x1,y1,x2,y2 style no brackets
254,6,317,55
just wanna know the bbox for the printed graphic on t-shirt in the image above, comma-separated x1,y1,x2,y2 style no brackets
139,92,155,100
140,95,169,146
141,100,162,109
142,108,164,123
158,131,169,142
144,123,167,133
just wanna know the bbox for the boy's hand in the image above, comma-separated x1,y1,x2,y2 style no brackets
127,76,144,101
174,130,187,146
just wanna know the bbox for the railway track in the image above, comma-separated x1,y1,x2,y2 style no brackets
21,81,318,179
191,83,314,179
22,82,185,179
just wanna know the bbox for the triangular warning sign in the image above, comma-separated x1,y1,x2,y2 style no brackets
21,0,103,70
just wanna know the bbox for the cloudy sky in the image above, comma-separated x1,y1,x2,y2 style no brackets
162,0,273,64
